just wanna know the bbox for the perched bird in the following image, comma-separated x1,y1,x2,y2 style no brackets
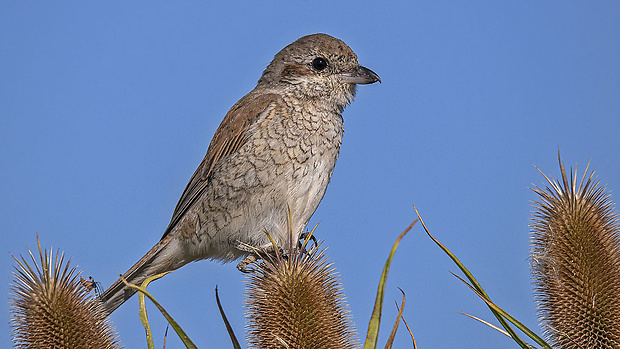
100,33,380,314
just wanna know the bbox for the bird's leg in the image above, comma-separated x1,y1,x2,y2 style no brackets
237,232,320,272
234,241,285,273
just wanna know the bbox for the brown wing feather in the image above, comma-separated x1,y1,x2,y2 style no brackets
161,92,282,239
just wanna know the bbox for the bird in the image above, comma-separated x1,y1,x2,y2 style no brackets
100,33,380,315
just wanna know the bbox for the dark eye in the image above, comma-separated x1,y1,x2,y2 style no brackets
311,57,328,71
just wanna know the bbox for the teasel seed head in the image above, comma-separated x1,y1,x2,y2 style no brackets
10,239,121,348
245,243,359,349
531,158,620,348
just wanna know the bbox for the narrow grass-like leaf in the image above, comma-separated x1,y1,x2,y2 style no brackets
414,206,535,349
452,273,547,348
363,220,416,349
164,325,169,349
384,289,406,349
216,286,241,349
136,273,165,349
122,272,197,349
457,312,510,338
401,315,417,349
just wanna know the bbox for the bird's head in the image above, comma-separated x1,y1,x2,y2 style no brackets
258,33,380,109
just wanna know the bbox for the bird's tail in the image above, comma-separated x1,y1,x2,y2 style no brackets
100,234,182,315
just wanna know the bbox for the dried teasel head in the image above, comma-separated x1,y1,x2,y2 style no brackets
10,237,121,349
245,240,358,349
531,157,620,348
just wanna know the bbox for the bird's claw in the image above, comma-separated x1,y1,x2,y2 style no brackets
235,243,287,273
298,231,318,252
237,254,258,273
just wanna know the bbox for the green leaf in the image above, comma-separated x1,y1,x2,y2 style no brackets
363,220,417,349
384,288,406,349
453,273,549,348
122,272,197,349
414,206,550,348
215,286,241,349
138,275,155,349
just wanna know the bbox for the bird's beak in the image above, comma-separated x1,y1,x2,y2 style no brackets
340,65,381,85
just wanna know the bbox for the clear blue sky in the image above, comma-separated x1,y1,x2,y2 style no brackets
2,2,619,348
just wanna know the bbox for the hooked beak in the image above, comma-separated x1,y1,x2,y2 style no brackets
340,65,381,85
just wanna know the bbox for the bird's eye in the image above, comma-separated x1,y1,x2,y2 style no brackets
311,57,328,71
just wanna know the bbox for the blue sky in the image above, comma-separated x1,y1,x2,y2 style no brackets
2,2,619,348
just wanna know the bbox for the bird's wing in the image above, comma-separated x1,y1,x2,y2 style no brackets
161,92,283,239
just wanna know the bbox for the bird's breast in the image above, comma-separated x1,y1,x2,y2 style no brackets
184,101,345,258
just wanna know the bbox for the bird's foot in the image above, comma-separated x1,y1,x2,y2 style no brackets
236,254,258,273
298,231,319,252
235,241,285,273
